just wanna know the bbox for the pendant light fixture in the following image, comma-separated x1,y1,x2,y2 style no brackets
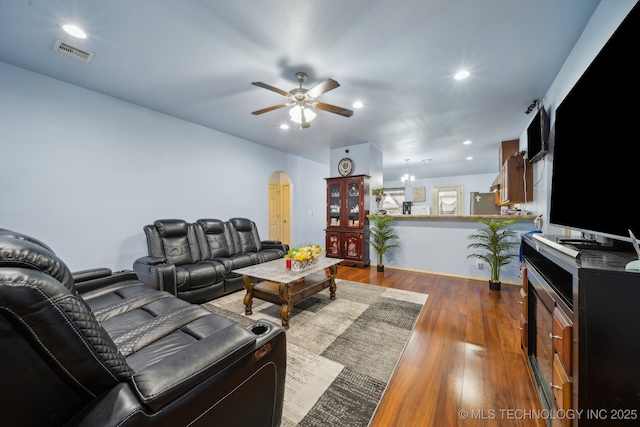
401,159,415,186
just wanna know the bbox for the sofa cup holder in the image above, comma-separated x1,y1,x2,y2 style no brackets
250,322,271,336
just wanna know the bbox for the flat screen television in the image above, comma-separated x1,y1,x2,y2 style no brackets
549,2,639,250
526,105,549,163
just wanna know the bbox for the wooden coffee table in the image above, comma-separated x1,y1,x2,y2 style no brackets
232,257,343,329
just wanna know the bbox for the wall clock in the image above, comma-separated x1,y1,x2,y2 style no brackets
338,158,354,176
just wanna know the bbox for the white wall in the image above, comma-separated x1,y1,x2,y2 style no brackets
0,62,328,271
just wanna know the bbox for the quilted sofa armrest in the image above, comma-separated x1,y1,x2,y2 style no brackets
135,255,167,266
133,257,178,296
131,324,257,412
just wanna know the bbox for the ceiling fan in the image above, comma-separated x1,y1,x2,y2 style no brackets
251,72,353,129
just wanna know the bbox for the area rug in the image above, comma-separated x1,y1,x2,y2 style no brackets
202,279,428,427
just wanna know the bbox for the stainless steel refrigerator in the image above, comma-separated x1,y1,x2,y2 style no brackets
470,192,500,215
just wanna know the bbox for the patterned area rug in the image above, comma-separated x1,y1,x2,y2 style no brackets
202,279,428,427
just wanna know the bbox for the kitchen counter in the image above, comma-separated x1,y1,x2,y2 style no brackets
385,214,537,221
368,213,539,284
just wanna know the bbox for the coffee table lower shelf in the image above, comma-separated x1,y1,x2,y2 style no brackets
243,272,336,330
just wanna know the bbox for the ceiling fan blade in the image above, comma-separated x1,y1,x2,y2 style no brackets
251,103,288,115
306,78,340,99
251,82,292,98
313,102,354,118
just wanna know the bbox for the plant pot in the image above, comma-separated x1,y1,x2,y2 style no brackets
377,264,385,272
489,280,501,291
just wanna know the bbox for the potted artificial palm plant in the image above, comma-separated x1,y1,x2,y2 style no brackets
466,218,520,290
367,213,399,272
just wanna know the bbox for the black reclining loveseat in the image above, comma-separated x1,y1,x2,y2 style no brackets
0,229,286,427
134,218,289,303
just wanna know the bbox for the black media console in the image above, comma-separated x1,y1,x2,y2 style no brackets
521,234,640,426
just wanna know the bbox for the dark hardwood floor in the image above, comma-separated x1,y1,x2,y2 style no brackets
335,265,545,427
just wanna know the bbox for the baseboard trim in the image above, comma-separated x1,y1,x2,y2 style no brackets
370,264,520,287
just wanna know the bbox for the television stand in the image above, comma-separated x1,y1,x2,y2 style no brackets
532,234,580,259
521,235,640,425
559,237,633,252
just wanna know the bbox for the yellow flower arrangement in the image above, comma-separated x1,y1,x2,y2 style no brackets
286,244,323,262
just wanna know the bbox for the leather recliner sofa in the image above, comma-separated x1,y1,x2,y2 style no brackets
134,218,289,303
0,229,286,427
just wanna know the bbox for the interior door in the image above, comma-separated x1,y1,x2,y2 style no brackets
268,183,280,241
281,183,291,245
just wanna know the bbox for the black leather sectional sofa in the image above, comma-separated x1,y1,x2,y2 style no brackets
0,229,286,427
134,218,289,303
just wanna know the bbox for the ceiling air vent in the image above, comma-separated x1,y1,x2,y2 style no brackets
54,39,95,63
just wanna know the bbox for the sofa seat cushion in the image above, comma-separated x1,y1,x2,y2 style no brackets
226,253,259,270
82,279,253,371
88,287,195,341
85,285,173,323
204,257,233,274
125,314,254,373
175,261,225,291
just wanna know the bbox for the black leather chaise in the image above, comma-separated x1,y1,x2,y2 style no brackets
0,229,286,427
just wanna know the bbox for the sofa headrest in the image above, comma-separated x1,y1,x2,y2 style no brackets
0,232,76,294
154,219,188,238
197,219,225,234
0,228,55,252
229,218,252,231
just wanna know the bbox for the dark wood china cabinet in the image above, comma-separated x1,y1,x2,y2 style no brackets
325,175,370,268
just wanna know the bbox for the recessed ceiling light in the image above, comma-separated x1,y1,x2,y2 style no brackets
352,101,363,109
62,24,87,39
454,70,470,80
466,156,473,160
280,123,289,130
463,140,472,145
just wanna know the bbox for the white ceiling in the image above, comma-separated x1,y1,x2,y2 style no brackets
0,0,601,179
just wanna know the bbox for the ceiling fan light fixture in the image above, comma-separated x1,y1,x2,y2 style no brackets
251,72,352,127
289,105,316,124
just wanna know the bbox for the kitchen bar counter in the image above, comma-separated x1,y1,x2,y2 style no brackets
388,214,537,221
372,214,538,284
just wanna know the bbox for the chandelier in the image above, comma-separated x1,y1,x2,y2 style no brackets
401,159,415,186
